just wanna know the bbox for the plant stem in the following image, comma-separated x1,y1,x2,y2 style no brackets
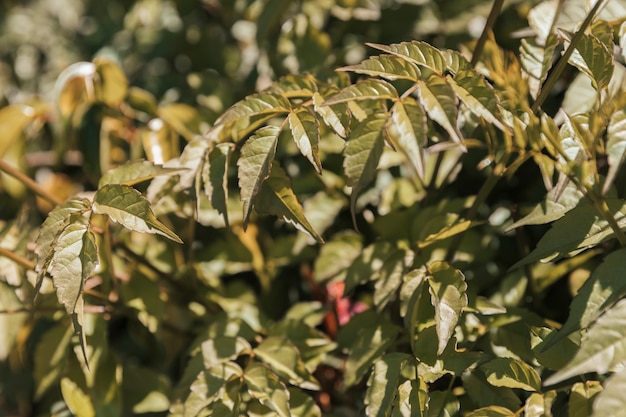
470,0,505,67
0,159,63,206
0,247,36,270
531,0,607,113
585,185,626,246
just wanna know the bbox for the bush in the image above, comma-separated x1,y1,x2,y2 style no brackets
2,0,626,416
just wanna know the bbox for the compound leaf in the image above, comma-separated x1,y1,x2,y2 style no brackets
322,79,398,106
99,159,186,188
214,92,291,127
418,75,462,144
288,108,322,173
338,54,421,81
447,69,504,131
387,97,427,178
367,41,447,75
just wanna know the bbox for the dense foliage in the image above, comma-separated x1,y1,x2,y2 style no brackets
4,0,626,416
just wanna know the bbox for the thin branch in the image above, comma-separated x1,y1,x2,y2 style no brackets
0,159,63,206
0,246,36,270
471,0,505,67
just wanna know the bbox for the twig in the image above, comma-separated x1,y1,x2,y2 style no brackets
0,247,36,270
471,0,505,67
0,159,63,206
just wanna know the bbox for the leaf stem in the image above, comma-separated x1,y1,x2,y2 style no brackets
531,0,607,113
470,0,505,67
0,159,63,206
0,246,36,270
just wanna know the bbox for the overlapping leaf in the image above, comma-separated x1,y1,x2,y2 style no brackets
365,353,410,417
417,75,462,144
367,41,447,75
322,79,398,106
244,364,291,417
99,159,186,187
214,92,291,127
563,30,614,92
392,378,429,417
520,34,560,99
93,184,182,243
237,126,280,227
343,113,387,224
479,357,541,392
338,55,421,81
570,381,602,417
312,90,350,138
386,97,427,178
288,108,322,173
447,69,504,131
604,110,626,195
254,336,319,390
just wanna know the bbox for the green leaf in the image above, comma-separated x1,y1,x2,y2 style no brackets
465,406,516,417
122,364,171,414
270,320,337,373
427,261,468,355
546,298,626,385
512,199,626,268
255,162,323,242
254,336,319,390
201,336,251,367
462,372,522,411
570,381,602,417
94,57,127,107
367,41,447,75
520,34,560,99
447,69,505,131
418,219,479,249
480,357,541,391
563,30,614,92
418,76,462,144
288,388,321,417
61,377,95,417
0,103,39,159
313,231,363,282
33,324,73,400
386,97,427,178
268,74,317,98
187,362,243,415
392,378,429,417
237,125,280,227
293,191,346,253
338,310,399,388
591,371,625,417
365,353,410,417
374,250,407,311
322,79,398,106
344,240,395,293
428,390,459,417
547,248,626,347
98,159,186,187
312,90,350,138
158,103,200,141
93,184,182,243
604,110,626,195
288,108,322,173
244,363,291,417
338,54,421,81
343,113,386,225
202,143,231,225
214,92,291,127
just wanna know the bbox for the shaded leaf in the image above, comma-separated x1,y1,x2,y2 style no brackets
367,41,447,75
480,357,541,392
292,191,346,253
447,69,504,131
122,364,171,414
546,298,626,385
392,378,429,417
288,108,322,173
288,388,321,417
570,381,602,417
562,30,614,92
201,336,251,367
98,159,186,187
343,113,386,225
34,324,73,400
520,34,560,99
418,76,462,144
255,162,323,242
237,126,280,227
427,261,468,355
604,110,626,195
313,231,363,282
386,97,427,178
365,353,410,417
322,79,398,106
463,372,522,411
244,363,291,417
254,336,319,390
93,184,182,243
374,250,407,311
338,54,421,81
202,143,232,225
466,406,516,417
312,90,350,138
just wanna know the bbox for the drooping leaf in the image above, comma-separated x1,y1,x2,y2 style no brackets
365,353,410,417
545,298,626,385
546,248,626,348
255,162,323,243
338,54,421,81
417,75,462,144
288,107,322,173
98,159,186,187
343,113,387,225
254,336,319,390
322,79,398,106
237,125,280,227
392,378,429,417
480,357,541,392
604,110,626,195
312,90,350,138
447,69,505,131
366,41,447,75
93,184,182,243
570,381,602,417
386,97,427,178
202,143,232,225
427,261,468,355
562,30,614,92
54,61,96,117
214,92,291,127
417,219,479,248
244,363,291,417
292,191,346,253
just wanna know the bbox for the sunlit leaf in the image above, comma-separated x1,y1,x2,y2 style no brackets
288,387,321,417
322,79,398,106
93,184,182,243
244,363,291,417
604,110,626,195
386,97,427,178
591,371,625,417
343,113,386,225
365,353,410,417
465,406,516,417
94,57,128,107
0,103,40,158
55,61,96,117
427,261,468,355
312,90,350,138
562,30,614,92
520,34,560,99
268,74,317,98
33,324,73,400
418,75,462,144
292,191,346,253
237,126,280,227
158,103,200,141
367,41,447,75
186,361,243,415
338,54,421,81
202,143,232,225
214,92,291,127
392,378,429,417
480,357,541,391
254,336,319,390
447,69,505,131
570,381,602,417
201,336,251,367
255,162,323,243
99,159,186,187
122,364,171,414
288,108,322,173
313,231,363,282
61,377,95,417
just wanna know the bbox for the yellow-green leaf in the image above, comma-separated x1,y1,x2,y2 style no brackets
94,57,128,107
214,92,291,127
365,353,410,417
480,357,541,392
322,79,398,106
313,90,350,138
288,108,322,173
386,97,427,178
563,30,614,92
367,41,447,75
99,160,186,188
447,69,505,131
604,110,626,195
338,54,421,81
465,406,516,417
254,336,319,390
418,75,462,144
61,377,95,417
202,143,231,226
244,363,291,417
570,381,602,417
